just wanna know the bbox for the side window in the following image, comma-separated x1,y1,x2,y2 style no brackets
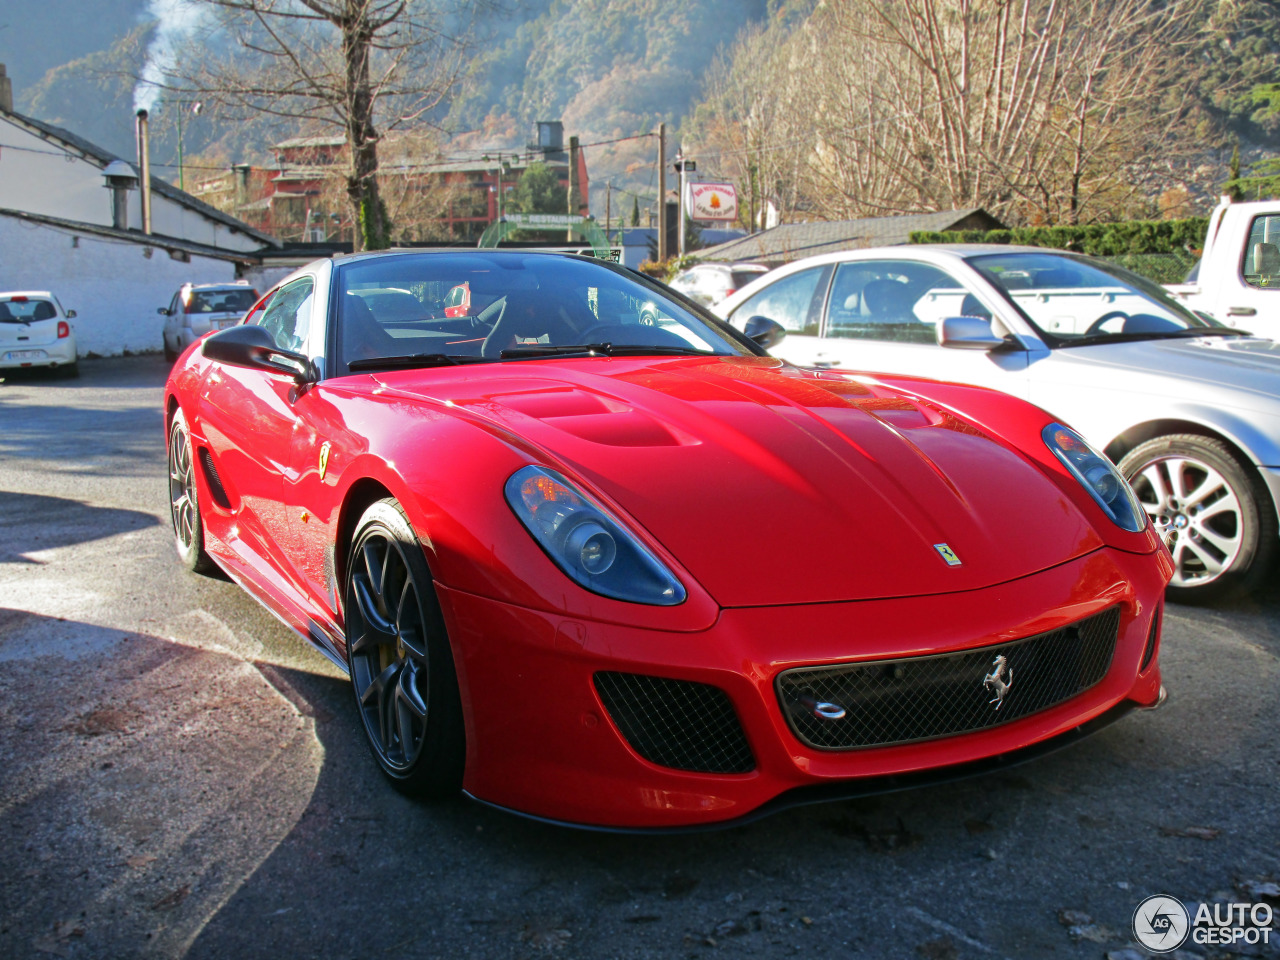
254,277,314,352
823,261,970,345
731,265,829,334
1242,215,1280,289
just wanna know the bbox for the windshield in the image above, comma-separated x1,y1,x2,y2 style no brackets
188,289,259,314
334,253,755,374
966,252,1224,346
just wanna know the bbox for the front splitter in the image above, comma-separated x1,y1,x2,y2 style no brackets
463,696,1153,834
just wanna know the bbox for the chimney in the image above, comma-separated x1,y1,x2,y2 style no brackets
0,64,13,113
232,163,252,208
135,109,153,235
102,160,139,230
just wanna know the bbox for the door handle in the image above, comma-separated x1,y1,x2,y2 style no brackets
1227,306,1257,316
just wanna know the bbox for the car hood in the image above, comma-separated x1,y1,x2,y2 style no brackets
1057,335,1280,402
375,357,1104,606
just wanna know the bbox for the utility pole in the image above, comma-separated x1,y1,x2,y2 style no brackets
567,135,580,241
674,154,696,258
496,152,503,223
605,181,612,245
657,123,667,263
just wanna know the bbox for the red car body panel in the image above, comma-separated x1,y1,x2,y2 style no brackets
167,344,1170,828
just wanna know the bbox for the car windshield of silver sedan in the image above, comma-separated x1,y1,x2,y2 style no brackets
967,252,1246,347
336,253,752,373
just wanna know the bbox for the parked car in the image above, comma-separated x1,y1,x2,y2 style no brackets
668,261,770,308
717,244,1280,602
1165,198,1280,336
0,291,78,377
159,282,259,361
165,249,1169,829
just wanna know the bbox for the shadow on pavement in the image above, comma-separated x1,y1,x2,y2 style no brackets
0,491,159,563
0,611,339,959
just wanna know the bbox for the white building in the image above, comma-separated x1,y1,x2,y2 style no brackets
0,74,279,357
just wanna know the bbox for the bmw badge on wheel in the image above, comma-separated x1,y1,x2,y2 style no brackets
1133,895,1190,953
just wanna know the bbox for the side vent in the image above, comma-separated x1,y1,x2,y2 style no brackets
198,447,231,509
1140,606,1162,672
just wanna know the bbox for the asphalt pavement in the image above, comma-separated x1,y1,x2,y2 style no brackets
0,356,1277,960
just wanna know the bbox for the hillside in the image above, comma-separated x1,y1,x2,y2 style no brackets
3,0,1277,226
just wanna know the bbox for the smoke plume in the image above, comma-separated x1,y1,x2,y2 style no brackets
133,0,209,113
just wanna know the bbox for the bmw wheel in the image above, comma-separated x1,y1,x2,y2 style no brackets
167,408,217,574
345,499,465,797
1120,434,1276,603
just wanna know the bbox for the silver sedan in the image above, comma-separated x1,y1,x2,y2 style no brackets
716,245,1280,602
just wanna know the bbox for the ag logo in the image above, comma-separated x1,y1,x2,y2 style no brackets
1132,895,1190,953
933,543,962,566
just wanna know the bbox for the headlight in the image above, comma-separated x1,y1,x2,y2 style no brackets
505,465,687,605
1042,423,1146,532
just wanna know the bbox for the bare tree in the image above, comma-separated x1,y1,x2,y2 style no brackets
171,0,479,250
685,24,810,229
692,0,1204,226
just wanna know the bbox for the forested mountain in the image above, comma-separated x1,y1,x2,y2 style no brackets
2,0,1278,228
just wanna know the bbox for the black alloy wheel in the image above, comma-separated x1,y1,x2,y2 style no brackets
345,499,464,797
167,409,217,574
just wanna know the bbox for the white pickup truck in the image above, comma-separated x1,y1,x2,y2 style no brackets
1165,198,1280,337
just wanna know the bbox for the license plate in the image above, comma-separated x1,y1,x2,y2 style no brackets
216,319,239,330
5,350,46,361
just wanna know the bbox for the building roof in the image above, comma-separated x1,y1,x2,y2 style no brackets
694,209,1005,264
0,207,262,265
1,108,279,248
273,135,346,149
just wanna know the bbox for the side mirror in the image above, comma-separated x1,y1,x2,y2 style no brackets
158,307,170,316
743,315,786,349
65,310,77,319
203,324,314,383
938,316,1006,351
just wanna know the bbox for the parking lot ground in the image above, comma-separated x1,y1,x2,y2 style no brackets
0,356,1277,960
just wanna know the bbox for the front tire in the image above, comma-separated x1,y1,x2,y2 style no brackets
1119,434,1276,603
167,409,217,574
344,499,465,797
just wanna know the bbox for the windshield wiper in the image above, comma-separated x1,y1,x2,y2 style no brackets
347,353,488,370
499,342,711,359
1058,328,1250,349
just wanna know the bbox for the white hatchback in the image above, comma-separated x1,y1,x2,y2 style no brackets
0,291,79,377
160,283,260,361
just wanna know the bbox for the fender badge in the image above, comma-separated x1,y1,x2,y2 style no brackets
318,441,332,480
933,543,962,566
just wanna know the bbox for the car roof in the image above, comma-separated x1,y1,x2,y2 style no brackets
332,248,592,265
0,290,56,299
184,282,254,290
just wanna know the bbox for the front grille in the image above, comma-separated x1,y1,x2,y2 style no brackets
777,606,1122,750
593,672,754,773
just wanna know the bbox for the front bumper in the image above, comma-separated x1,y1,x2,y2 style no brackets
439,546,1169,829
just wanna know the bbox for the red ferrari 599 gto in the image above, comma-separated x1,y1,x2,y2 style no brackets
164,251,1171,829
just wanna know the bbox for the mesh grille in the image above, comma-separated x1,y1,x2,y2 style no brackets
594,672,754,773
777,607,1122,750
198,447,231,509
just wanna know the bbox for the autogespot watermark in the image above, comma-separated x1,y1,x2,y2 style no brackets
1132,894,1274,953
